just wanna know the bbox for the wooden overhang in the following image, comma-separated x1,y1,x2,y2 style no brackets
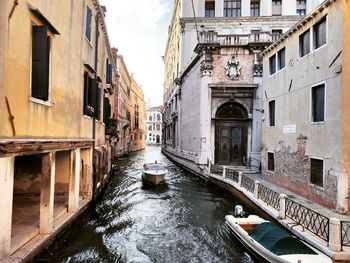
0,139,94,158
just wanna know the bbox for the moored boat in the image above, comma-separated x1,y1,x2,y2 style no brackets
225,214,332,263
142,162,167,185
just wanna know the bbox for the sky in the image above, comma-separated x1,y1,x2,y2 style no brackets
100,0,174,108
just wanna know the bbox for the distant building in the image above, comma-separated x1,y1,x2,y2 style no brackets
162,0,322,175
146,106,163,145
261,0,349,213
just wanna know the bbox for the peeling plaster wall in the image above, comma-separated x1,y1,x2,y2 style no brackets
261,1,344,210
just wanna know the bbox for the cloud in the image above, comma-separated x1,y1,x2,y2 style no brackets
100,0,173,107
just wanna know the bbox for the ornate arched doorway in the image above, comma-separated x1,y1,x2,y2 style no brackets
214,102,248,165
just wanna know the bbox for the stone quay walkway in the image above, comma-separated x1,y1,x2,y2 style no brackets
206,165,350,263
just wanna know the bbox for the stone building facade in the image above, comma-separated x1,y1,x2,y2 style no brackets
162,0,321,175
146,106,163,145
0,0,118,260
261,0,349,212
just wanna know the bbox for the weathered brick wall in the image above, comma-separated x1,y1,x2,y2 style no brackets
262,136,337,209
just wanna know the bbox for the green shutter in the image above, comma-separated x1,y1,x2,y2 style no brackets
31,25,49,100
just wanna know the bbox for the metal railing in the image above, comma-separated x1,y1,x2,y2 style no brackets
226,168,239,183
210,164,223,176
341,221,350,250
257,184,280,210
285,198,329,243
241,176,255,194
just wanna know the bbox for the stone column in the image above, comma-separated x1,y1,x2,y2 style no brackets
0,157,14,260
278,194,287,219
238,172,243,187
222,167,226,179
329,218,341,252
254,181,260,199
241,0,250,17
215,0,224,17
68,148,81,213
198,49,214,165
40,152,56,234
336,172,349,213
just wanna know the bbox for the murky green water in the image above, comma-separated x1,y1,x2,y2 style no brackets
35,146,257,263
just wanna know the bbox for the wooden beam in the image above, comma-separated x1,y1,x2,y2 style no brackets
0,140,93,158
40,152,55,234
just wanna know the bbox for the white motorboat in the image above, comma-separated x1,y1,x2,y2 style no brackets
142,162,167,185
225,213,332,263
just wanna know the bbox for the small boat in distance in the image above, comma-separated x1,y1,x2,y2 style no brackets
142,161,167,185
225,206,332,263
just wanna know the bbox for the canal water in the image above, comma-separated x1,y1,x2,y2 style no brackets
35,146,257,263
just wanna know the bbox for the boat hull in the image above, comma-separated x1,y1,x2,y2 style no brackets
142,171,166,185
225,215,332,263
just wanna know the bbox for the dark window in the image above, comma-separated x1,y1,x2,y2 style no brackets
310,158,323,187
224,0,241,17
85,6,92,41
272,0,282,16
297,0,306,16
269,100,275,126
268,152,275,171
312,84,325,122
314,16,327,49
269,54,276,75
271,29,283,41
106,59,113,84
205,1,215,17
250,0,260,16
103,97,111,124
299,30,310,57
277,47,286,70
31,25,50,101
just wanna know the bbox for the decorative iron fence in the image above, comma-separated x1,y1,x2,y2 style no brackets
210,165,223,176
241,176,255,193
226,168,239,183
285,198,329,243
257,184,280,210
341,221,350,250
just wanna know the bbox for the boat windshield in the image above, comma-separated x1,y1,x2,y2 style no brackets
249,222,317,256
143,163,165,171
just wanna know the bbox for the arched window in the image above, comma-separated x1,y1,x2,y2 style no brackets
216,102,248,119
157,114,161,121
156,124,160,131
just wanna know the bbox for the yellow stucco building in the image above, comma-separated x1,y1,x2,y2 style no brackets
0,0,117,261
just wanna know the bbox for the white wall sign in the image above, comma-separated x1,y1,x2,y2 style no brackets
283,125,296,134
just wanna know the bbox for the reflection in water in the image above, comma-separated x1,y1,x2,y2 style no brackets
35,146,256,263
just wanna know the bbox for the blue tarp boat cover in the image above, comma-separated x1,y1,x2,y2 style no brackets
249,222,317,256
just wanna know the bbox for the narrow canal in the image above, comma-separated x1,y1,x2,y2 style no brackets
35,146,257,263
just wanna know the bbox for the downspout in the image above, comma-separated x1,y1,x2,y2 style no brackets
92,10,99,199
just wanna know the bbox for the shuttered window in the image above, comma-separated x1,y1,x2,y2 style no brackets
310,158,323,187
277,48,285,70
269,54,276,75
83,73,99,117
85,6,92,41
299,30,310,57
312,84,325,122
31,25,50,101
314,16,327,49
269,100,275,126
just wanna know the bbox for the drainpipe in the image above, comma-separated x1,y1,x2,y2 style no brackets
92,10,99,199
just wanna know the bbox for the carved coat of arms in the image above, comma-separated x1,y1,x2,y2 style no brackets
224,55,242,81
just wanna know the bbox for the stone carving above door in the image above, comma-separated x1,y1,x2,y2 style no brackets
224,55,242,81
